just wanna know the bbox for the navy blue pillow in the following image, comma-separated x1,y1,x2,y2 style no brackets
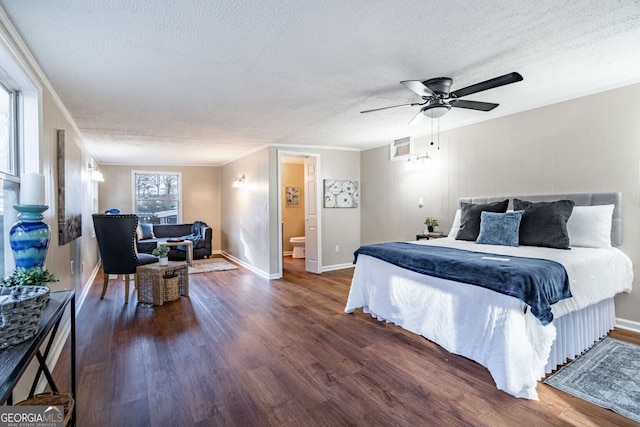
139,223,155,240
476,211,524,247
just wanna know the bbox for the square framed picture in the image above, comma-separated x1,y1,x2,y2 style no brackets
285,186,300,207
324,180,358,208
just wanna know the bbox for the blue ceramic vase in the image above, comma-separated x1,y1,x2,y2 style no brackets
9,204,51,269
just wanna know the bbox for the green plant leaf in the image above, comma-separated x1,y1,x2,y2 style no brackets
2,267,59,287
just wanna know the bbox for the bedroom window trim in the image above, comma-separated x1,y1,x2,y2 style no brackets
0,77,22,277
0,79,19,177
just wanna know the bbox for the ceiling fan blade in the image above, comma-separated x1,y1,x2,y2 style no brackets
400,80,435,97
449,99,499,111
360,102,424,114
450,72,523,99
408,109,425,126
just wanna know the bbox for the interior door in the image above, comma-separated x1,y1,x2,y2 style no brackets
304,157,320,274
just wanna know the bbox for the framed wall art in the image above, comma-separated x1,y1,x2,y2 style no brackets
57,129,83,245
285,186,300,207
323,179,358,208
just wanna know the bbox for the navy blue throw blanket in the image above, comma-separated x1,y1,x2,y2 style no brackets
354,242,572,325
179,220,208,249
190,221,207,247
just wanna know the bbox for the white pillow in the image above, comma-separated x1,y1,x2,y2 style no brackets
566,204,614,248
447,209,461,239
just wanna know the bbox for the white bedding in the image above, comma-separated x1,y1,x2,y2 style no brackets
344,239,633,399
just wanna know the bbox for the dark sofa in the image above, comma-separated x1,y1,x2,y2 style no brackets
137,223,212,260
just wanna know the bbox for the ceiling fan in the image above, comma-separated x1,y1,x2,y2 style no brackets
361,72,523,125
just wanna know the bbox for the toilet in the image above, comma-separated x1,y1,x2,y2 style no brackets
290,236,306,258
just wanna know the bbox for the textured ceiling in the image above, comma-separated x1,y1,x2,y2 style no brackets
1,1,640,165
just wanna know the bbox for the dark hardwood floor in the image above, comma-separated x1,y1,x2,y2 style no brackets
51,256,639,426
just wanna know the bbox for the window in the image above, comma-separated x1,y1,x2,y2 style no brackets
390,136,413,161
0,81,17,174
0,80,20,277
132,171,181,224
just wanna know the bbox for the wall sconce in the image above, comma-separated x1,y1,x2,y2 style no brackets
88,163,104,182
406,152,431,170
232,174,245,188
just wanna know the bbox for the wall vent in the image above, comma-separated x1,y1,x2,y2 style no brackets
390,136,413,161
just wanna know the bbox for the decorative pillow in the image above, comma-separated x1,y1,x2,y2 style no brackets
447,209,461,239
513,199,575,249
139,223,155,240
476,210,524,247
136,224,143,241
455,200,509,241
567,204,614,248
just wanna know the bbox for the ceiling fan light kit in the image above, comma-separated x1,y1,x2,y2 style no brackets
422,102,451,119
361,72,523,123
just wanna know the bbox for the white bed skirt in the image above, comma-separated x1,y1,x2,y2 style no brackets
345,255,620,400
546,298,615,373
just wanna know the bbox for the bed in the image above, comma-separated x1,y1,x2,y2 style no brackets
345,192,633,399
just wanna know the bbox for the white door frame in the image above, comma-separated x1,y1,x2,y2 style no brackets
276,150,322,278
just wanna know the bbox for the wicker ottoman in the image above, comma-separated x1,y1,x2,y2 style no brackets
136,261,189,305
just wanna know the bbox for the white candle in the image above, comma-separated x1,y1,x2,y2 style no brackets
20,173,45,205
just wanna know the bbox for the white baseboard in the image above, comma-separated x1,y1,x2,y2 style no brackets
283,251,293,257
322,262,355,272
616,317,640,333
221,252,274,279
78,260,100,312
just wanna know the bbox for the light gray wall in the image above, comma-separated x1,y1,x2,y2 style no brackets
269,146,361,273
41,95,98,295
361,83,640,323
220,146,360,277
220,148,271,273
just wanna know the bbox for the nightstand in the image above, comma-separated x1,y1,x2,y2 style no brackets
416,232,447,241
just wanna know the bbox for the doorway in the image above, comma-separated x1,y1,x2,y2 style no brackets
277,151,322,278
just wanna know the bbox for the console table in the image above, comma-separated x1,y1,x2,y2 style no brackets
0,290,76,424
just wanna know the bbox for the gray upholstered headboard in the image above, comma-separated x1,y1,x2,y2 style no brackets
458,192,622,246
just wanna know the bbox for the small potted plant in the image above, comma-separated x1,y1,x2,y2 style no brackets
152,244,170,265
3,266,59,288
424,217,439,233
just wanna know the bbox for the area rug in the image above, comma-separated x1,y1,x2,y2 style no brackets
188,258,238,274
544,337,640,423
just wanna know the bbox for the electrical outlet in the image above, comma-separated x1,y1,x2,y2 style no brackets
335,245,340,252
